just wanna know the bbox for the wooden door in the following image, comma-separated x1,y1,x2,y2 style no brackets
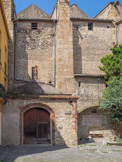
24,108,50,144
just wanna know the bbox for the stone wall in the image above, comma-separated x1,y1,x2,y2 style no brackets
15,21,54,85
72,20,113,115
72,21,114,75
118,23,122,44
2,97,78,146
78,107,116,143
74,77,105,112
55,0,75,94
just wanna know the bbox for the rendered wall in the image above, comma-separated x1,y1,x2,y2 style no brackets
0,5,8,90
2,0,15,90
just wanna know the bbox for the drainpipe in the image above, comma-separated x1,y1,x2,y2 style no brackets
115,23,118,45
14,22,29,82
53,21,56,87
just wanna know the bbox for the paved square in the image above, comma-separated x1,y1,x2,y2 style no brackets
0,143,122,162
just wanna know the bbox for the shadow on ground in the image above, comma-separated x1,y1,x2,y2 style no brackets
0,145,68,162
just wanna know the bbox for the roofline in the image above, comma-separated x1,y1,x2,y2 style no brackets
70,3,90,18
17,4,50,17
51,2,58,18
15,18,57,23
16,18,113,23
71,17,113,23
94,2,115,19
0,0,10,38
51,2,91,19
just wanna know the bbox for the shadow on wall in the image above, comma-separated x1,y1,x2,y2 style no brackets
13,21,54,91
2,21,75,148
78,107,115,143
73,24,82,74
22,107,66,146
114,123,122,138
2,102,70,147
8,22,61,96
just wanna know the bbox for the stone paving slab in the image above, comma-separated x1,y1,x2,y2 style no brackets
0,143,122,162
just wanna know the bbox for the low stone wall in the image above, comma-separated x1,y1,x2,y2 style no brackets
78,107,116,143
114,123,122,138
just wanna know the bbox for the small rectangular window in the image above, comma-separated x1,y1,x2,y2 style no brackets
32,66,38,80
88,23,93,31
79,82,81,87
32,23,38,30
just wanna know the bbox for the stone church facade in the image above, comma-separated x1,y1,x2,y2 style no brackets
1,0,122,146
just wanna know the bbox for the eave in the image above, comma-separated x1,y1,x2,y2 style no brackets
74,74,104,78
71,17,113,23
15,18,57,23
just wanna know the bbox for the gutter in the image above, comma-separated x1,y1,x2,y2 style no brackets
115,23,118,45
70,17,113,23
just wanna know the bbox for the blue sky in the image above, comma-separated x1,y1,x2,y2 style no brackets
14,0,122,18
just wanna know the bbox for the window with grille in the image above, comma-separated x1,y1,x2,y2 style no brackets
88,23,93,31
31,23,38,30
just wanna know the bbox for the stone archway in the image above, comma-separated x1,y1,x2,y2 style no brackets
19,103,55,145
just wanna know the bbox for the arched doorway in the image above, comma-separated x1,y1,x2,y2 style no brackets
24,108,50,144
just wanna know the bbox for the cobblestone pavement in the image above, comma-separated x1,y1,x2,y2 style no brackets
0,143,122,162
